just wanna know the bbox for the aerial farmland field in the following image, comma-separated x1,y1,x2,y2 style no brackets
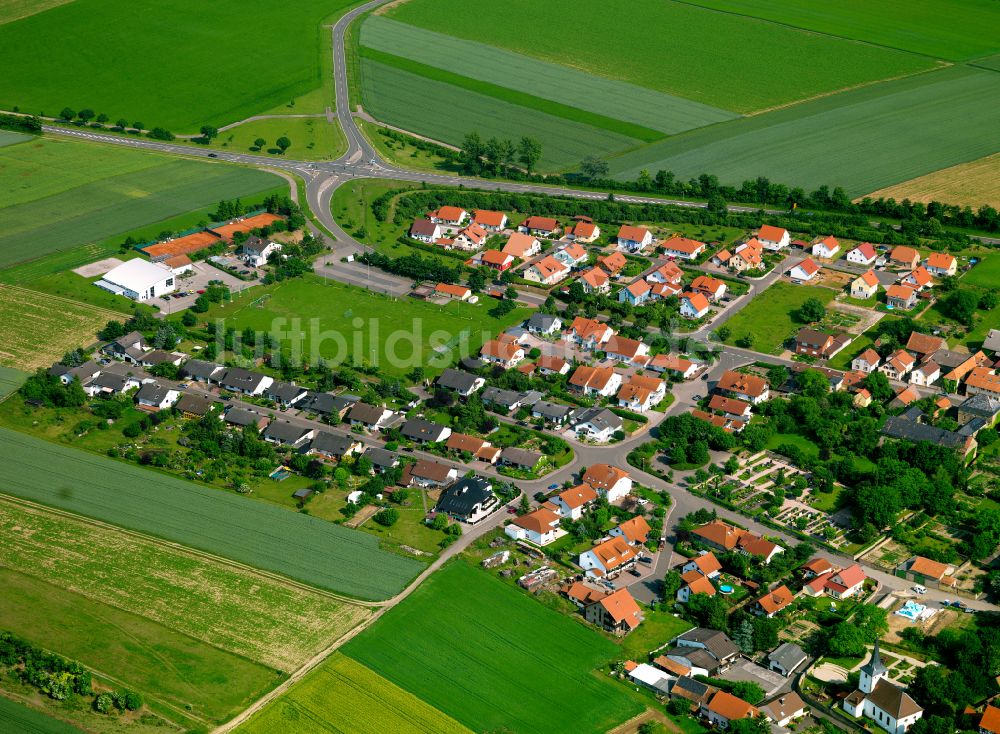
0,365,26,397
0,498,371,671
681,0,1000,61
0,136,285,269
342,561,643,733
360,16,735,136
0,284,124,369
0,0,358,130
383,0,934,114
0,567,280,729
0,696,81,734
866,152,1000,210
608,65,1000,196
239,653,473,734
0,427,425,600
359,59,642,170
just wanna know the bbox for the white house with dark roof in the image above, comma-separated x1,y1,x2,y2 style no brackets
843,641,923,734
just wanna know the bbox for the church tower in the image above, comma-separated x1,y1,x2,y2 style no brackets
859,638,888,694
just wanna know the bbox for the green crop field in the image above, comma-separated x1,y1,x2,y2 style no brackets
342,561,643,733
0,696,81,734
721,280,837,354
206,274,530,378
385,0,934,114
360,17,735,136
0,284,123,370
609,66,1000,196
0,136,284,269
359,59,642,171
0,0,357,130
0,365,26,397
0,499,370,671
0,567,279,728
0,130,29,147
683,0,1000,61
0,427,424,600
239,653,472,734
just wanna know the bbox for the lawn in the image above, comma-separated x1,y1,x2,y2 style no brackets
609,65,1000,197
0,0,357,131
867,152,1000,209
238,653,472,734
617,608,692,661
0,284,124,370
386,0,933,114
0,697,81,734
359,58,642,171
765,433,820,460
205,274,530,378
0,427,424,600
0,499,370,671
721,281,837,354
357,120,460,175
682,0,1000,61
962,253,1000,288
342,561,643,733
0,136,284,269
206,116,347,160
360,16,734,137
0,568,279,729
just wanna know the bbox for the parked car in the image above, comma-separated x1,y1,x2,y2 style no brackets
548,483,559,490
628,568,642,578
912,585,927,595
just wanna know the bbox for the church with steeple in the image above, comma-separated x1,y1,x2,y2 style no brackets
843,639,923,734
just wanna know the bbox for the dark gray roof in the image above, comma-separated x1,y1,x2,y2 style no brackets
266,381,306,402
89,372,133,391
135,381,172,403
676,628,740,662
928,348,967,369
181,359,223,380
527,312,561,331
667,646,720,672
175,392,218,416
240,235,271,256
437,368,481,392
671,675,713,702
219,367,268,390
482,387,523,409
882,415,968,449
106,331,147,350
49,360,101,380
768,642,807,672
501,447,542,468
402,417,449,442
141,350,177,366
959,392,1000,419
573,407,623,432
435,476,495,516
365,447,398,468
309,431,358,457
225,407,262,426
349,402,387,424
533,400,572,420
263,421,311,444
958,417,986,436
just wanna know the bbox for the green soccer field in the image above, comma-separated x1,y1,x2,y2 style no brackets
342,561,644,733
206,273,531,377
0,136,285,270
0,0,357,131
385,0,934,114
608,65,1000,196
0,427,424,600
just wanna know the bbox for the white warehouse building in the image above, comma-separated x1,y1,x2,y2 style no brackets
96,259,177,301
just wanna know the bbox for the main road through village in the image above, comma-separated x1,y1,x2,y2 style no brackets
27,1,997,727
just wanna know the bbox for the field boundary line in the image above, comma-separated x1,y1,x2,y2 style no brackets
667,0,953,62
0,282,130,320
0,494,385,609
745,61,952,117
